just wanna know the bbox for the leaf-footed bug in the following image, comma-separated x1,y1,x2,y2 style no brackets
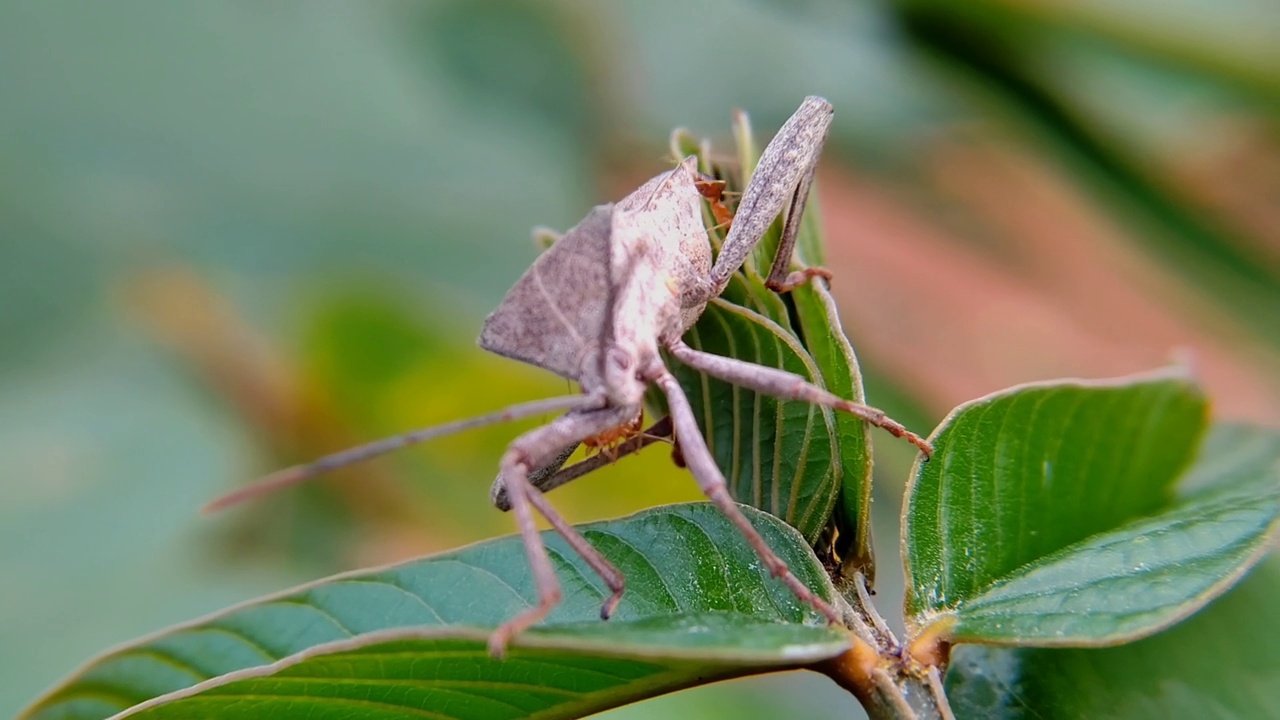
205,96,932,656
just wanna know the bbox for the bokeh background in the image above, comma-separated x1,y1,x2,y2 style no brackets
3,1,1278,717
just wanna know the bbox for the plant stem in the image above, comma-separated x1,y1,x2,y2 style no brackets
816,573,954,720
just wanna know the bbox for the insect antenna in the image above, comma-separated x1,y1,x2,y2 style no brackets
203,393,599,513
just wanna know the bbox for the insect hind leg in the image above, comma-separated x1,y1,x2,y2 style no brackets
666,338,933,456
649,367,842,625
487,404,641,656
706,96,834,299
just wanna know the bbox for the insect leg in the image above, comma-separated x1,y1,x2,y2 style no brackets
205,393,604,513
760,130,832,293
665,338,933,457
487,405,640,656
650,368,842,625
491,442,578,510
706,96,834,298
526,484,625,620
491,417,675,511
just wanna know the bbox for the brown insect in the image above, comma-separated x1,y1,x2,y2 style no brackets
206,97,931,656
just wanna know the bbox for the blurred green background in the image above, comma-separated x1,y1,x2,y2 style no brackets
2,1,1278,717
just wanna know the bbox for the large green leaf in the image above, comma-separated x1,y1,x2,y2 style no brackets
894,0,1280,348
895,0,1280,102
1017,37,1280,345
414,0,603,148
667,300,843,543
903,369,1212,639
780,167,876,576
945,551,1280,719
932,423,1280,645
789,282,875,573
21,503,848,720
668,114,875,561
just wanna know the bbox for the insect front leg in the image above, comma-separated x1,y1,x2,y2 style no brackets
665,337,933,456
706,96,835,298
490,442,578,510
650,367,843,626
487,404,641,657
491,417,675,511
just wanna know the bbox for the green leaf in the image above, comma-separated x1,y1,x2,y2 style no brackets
897,1,1280,348
788,282,874,572
945,551,1280,719
897,0,1280,102
667,300,843,543
936,423,1280,645
664,108,873,558
780,159,875,575
1016,36,1280,346
21,503,848,720
415,0,604,154
904,369,1212,639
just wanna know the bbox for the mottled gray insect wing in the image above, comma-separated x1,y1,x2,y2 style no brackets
478,204,614,381
607,157,709,353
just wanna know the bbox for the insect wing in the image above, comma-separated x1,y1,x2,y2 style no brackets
479,204,614,381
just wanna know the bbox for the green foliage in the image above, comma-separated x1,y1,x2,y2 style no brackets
787,283,875,570
20,506,846,720
668,125,874,567
669,299,842,542
25,106,1280,719
946,554,1280,719
908,409,1280,644
904,370,1209,623
7,3,1280,717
